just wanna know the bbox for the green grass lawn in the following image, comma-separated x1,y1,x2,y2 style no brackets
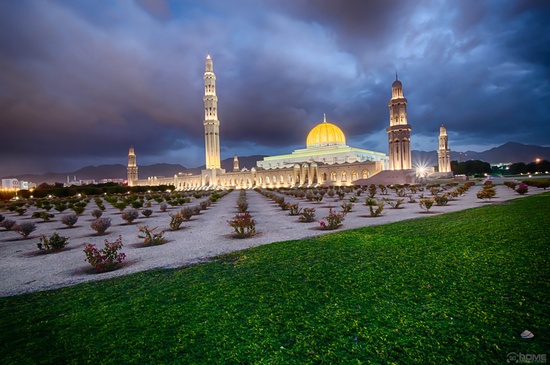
1,193,548,364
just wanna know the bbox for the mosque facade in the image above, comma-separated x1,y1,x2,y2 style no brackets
128,55,443,190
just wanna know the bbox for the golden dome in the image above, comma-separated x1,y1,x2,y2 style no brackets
306,115,346,148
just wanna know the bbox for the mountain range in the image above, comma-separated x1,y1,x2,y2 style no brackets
6,143,550,184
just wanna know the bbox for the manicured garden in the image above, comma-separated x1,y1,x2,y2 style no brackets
0,193,548,364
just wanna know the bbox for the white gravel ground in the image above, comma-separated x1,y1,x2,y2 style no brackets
0,183,545,297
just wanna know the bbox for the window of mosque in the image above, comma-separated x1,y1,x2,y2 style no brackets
342,172,347,181
362,170,369,179
322,173,327,182
331,172,337,181
351,171,358,180
266,176,270,184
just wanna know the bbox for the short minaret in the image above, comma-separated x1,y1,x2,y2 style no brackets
233,154,239,172
386,74,412,170
127,146,138,186
203,54,221,170
437,124,451,173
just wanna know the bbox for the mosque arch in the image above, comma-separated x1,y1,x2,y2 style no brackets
362,169,370,179
351,171,358,181
330,171,337,181
341,171,347,182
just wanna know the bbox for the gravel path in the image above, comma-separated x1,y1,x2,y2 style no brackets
0,185,545,297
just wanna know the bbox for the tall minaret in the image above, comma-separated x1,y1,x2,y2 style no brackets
386,74,412,170
438,124,451,173
203,54,221,169
127,146,138,186
233,154,239,172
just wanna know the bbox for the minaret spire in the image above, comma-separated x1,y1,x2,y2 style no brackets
127,146,138,186
438,124,451,173
386,75,412,170
203,53,221,170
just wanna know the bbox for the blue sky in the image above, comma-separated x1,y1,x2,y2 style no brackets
1,0,549,176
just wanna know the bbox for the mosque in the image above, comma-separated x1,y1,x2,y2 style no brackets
127,55,451,189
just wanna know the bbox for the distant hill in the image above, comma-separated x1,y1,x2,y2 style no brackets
412,142,550,166
7,143,549,184
10,155,267,184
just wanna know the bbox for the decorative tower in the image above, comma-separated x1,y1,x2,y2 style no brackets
438,124,451,173
127,146,138,186
386,74,412,170
203,54,221,169
233,154,239,172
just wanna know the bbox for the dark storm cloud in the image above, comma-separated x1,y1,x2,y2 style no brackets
0,0,549,177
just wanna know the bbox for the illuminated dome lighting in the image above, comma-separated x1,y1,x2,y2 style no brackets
306,115,346,148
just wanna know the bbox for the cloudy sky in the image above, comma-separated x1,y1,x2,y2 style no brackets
1,0,549,177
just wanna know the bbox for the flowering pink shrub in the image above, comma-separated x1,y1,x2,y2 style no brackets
515,183,528,195
84,235,126,273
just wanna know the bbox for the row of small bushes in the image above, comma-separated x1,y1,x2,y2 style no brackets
228,190,256,237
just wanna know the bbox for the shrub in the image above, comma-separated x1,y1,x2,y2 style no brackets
159,202,168,212
73,205,86,215
121,209,139,224
137,225,166,245
384,198,404,209
366,199,384,217
319,208,345,230
419,198,435,212
84,236,126,273
32,211,55,221
180,207,193,221
336,191,345,200
0,214,4,223
169,213,184,230
327,190,335,198
379,185,388,195
228,213,256,238
0,219,16,231
192,205,201,215
200,201,209,210
91,209,103,219
368,184,377,198
61,214,78,228
54,203,67,213
237,199,248,213
341,202,353,213
313,195,323,203
13,222,37,238
141,209,153,218
15,208,26,216
131,201,143,209
37,232,69,251
91,218,111,235
299,208,316,222
515,183,528,195
396,188,407,197
348,196,358,203
288,203,301,216
434,194,449,206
